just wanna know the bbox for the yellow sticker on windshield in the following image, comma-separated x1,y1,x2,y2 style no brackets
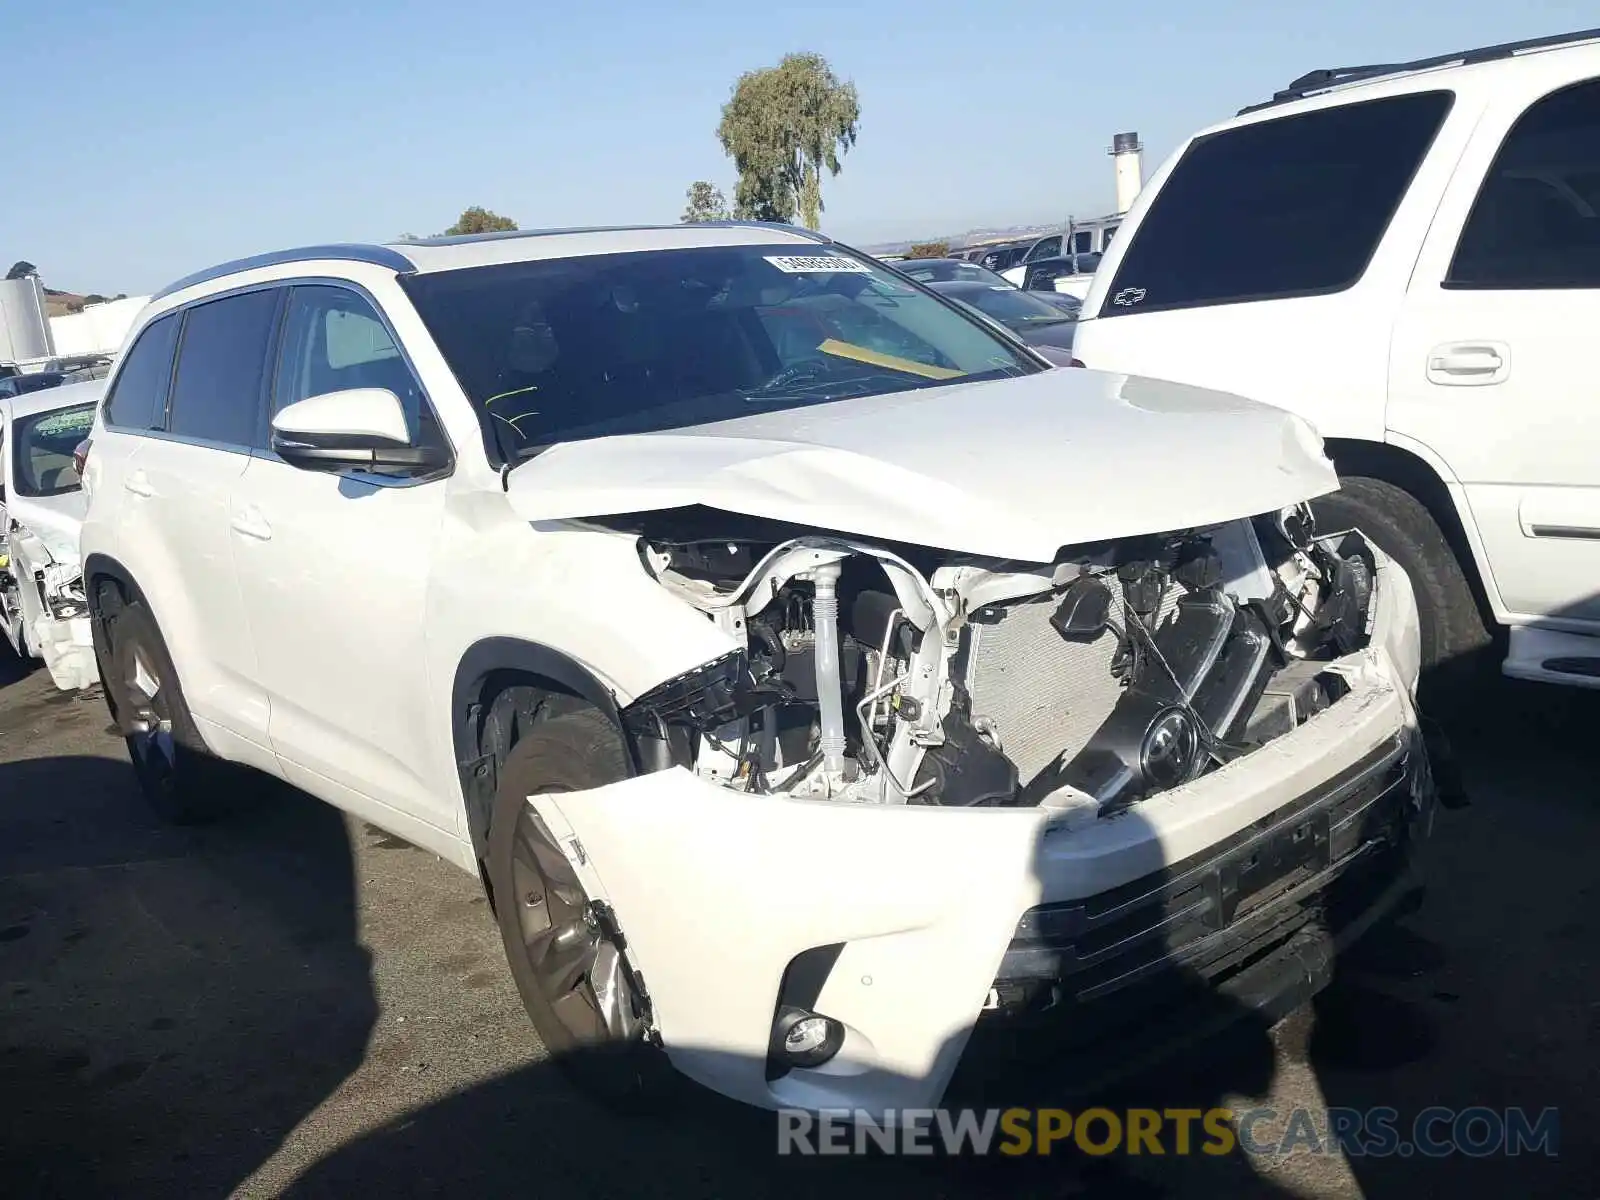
815,338,965,381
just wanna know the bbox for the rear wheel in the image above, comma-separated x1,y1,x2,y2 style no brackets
486,707,675,1108
103,599,230,824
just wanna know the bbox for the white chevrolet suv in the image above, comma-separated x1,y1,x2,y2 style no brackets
1073,28,1600,689
77,224,1437,1114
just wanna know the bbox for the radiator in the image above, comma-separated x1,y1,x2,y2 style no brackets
964,582,1182,786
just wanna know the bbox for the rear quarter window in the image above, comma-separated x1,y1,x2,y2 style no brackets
103,314,180,431
1100,90,1453,316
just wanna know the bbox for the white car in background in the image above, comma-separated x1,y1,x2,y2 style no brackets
77,225,1436,1115
0,379,101,689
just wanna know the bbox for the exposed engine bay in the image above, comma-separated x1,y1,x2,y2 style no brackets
614,505,1379,817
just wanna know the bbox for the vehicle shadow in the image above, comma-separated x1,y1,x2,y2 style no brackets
0,646,36,690
1308,665,1599,1200
0,755,377,1198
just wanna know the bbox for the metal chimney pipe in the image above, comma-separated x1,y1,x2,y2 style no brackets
1111,131,1144,214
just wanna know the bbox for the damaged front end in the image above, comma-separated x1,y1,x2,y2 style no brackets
612,504,1395,816
0,527,96,691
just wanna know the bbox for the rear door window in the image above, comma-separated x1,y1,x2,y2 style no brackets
1101,91,1453,316
167,289,280,448
102,314,179,431
1447,77,1600,289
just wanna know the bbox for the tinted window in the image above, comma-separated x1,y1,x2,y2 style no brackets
1448,79,1600,289
944,284,1075,326
11,403,96,497
1025,261,1072,289
1072,231,1093,255
103,314,179,431
402,244,1040,462
167,290,278,446
900,260,1004,284
1025,236,1062,262
273,285,444,457
1102,91,1452,315
9,373,66,396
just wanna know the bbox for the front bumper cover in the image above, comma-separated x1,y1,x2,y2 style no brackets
532,552,1431,1114
951,728,1433,1100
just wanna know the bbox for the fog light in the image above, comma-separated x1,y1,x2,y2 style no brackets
1141,706,1200,790
772,1005,844,1069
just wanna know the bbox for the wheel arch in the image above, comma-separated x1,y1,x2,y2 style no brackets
449,638,631,907
81,552,150,721
1322,436,1502,624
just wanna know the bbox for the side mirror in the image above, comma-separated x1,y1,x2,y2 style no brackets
270,388,446,475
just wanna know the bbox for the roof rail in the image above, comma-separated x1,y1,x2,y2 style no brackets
392,222,833,248
1239,26,1600,114
152,244,416,301
694,220,833,243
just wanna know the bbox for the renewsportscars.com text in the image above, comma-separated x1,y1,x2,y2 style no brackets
776,1106,1560,1159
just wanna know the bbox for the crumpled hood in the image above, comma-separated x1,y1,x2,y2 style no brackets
505,367,1337,561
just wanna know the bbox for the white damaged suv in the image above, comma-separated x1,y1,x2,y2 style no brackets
77,224,1437,1113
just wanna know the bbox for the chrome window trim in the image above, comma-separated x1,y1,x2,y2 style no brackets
152,244,417,302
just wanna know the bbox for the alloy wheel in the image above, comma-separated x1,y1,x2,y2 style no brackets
509,792,644,1048
123,643,177,796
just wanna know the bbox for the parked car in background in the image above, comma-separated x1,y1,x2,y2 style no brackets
41,354,115,379
1022,252,1104,301
977,241,1031,272
999,231,1071,285
0,371,72,400
1074,27,1600,690
77,224,1433,1118
894,257,1015,285
927,278,1081,349
0,365,107,400
0,379,101,689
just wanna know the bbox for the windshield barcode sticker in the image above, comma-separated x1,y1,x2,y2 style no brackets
764,255,872,274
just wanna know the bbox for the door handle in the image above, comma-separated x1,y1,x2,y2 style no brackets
1430,349,1500,372
230,507,272,542
123,471,154,498
1426,341,1510,386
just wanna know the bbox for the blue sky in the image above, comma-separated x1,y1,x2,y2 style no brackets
3,0,1594,294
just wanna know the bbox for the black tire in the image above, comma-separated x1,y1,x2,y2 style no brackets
486,707,677,1109
1311,477,1494,700
103,598,231,824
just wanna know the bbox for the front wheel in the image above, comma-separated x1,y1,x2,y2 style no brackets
1310,477,1494,702
486,707,677,1109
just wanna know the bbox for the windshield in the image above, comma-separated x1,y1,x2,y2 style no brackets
11,402,95,497
401,243,1041,460
949,285,1075,326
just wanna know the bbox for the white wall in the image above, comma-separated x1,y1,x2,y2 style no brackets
48,295,149,357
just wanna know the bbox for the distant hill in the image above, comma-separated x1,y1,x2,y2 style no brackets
42,287,126,318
